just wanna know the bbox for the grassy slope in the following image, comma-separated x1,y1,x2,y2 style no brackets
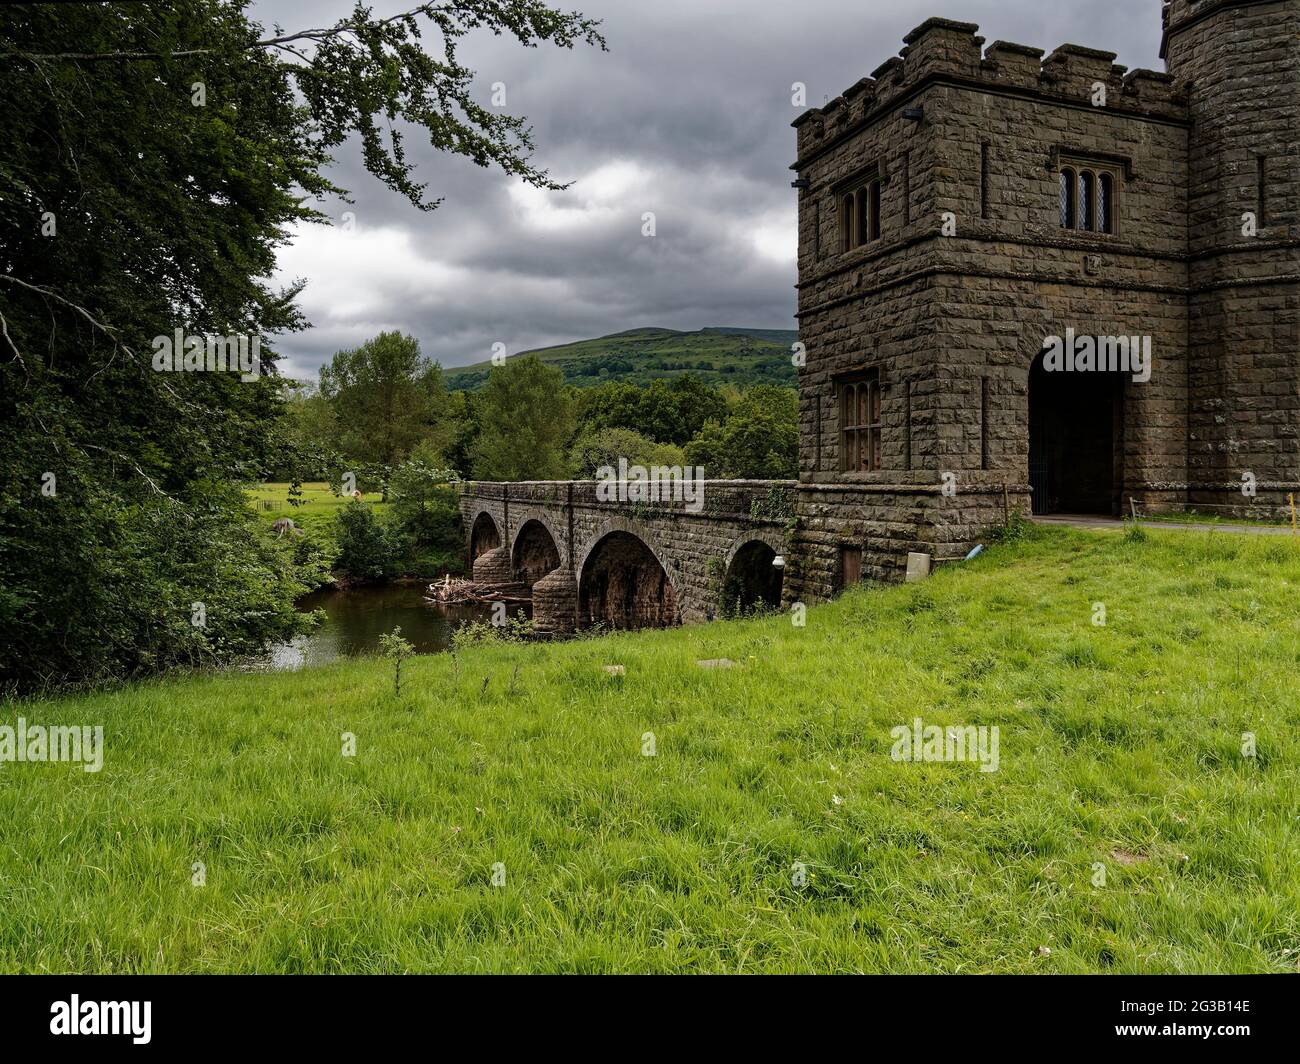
443,327,799,391
2,526,1298,973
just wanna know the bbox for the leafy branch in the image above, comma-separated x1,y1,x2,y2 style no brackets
3,1,608,210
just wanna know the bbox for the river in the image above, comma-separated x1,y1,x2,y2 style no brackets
245,584,503,671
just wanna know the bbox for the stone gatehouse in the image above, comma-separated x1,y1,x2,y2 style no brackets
464,0,1298,627
788,0,1298,597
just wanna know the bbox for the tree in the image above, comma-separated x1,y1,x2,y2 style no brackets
0,1,605,691
334,501,395,583
686,386,798,480
319,332,457,467
273,382,340,480
568,428,687,478
574,381,645,435
470,356,575,480
662,375,730,442
443,390,479,479
388,441,462,570
574,374,727,445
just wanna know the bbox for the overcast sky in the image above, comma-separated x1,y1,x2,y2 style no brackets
250,0,1165,379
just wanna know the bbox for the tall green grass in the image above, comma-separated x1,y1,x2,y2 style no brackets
1,526,1297,972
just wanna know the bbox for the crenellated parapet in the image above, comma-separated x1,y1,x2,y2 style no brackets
793,17,1186,163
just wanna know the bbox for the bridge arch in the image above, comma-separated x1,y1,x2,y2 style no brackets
577,519,680,630
511,518,562,588
469,511,502,560
719,535,785,616
508,506,567,566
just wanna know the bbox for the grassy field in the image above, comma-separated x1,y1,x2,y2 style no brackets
246,482,464,579
247,481,387,518
443,326,799,391
1,525,1297,973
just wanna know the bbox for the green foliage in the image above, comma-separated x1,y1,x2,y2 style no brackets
567,375,798,479
451,611,534,651
469,355,575,480
986,509,1034,545
378,626,414,696
378,628,414,659
568,428,687,478
333,502,395,584
387,444,464,575
0,480,315,690
686,385,799,479
287,519,337,590
575,374,728,446
319,332,459,467
748,485,796,526
273,384,342,481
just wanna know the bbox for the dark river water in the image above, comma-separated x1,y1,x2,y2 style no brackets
245,584,501,671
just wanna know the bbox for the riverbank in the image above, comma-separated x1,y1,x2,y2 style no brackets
2,525,1297,973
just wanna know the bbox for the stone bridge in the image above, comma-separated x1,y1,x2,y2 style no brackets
459,480,798,634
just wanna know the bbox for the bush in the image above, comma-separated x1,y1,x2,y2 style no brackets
450,611,533,651
334,501,394,582
568,427,687,478
387,446,463,575
0,479,315,692
986,510,1032,545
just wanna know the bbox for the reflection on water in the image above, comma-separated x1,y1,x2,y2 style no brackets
245,584,505,671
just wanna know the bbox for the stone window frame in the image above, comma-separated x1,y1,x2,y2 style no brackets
836,370,883,473
1053,149,1130,237
835,164,884,252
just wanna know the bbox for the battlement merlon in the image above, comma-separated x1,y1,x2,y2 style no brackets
791,17,1188,165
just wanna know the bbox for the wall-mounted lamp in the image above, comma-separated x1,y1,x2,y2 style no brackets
902,106,924,122
772,554,786,569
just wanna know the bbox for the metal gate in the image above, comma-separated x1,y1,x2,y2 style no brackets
1028,453,1049,515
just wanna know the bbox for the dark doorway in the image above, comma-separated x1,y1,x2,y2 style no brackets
839,546,863,589
1028,357,1124,516
720,541,783,616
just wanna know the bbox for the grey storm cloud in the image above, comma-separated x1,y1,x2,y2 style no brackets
249,0,1163,379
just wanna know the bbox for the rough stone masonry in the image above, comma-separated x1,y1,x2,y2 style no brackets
464,0,1299,628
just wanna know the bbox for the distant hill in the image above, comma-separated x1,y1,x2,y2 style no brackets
442,326,799,391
